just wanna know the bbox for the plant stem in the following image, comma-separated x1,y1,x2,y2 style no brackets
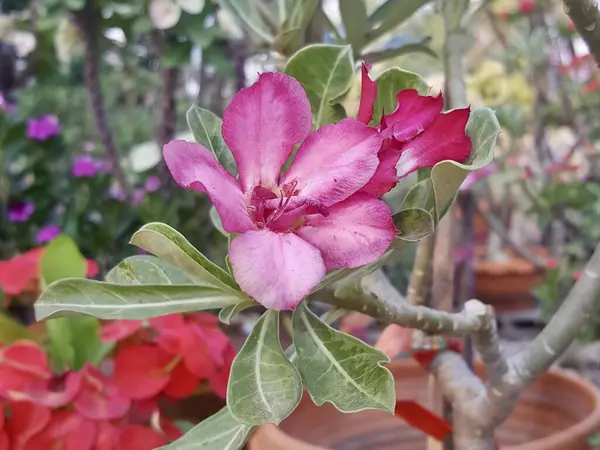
406,235,435,306
75,3,131,198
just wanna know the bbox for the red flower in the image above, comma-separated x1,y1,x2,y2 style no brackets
518,0,536,13
584,79,600,93
24,409,96,450
119,425,167,449
73,364,131,420
357,63,471,197
5,401,51,450
567,20,575,31
0,247,98,300
0,341,52,398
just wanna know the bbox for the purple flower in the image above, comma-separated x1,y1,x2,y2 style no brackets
72,155,103,178
144,176,161,193
26,115,61,140
132,189,145,205
8,201,34,222
108,184,127,201
36,224,61,244
0,93,15,114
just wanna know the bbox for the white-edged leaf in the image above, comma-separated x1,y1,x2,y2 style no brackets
105,255,199,285
157,407,254,450
129,222,238,291
284,44,354,128
292,302,395,413
35,279,241,321
227,310,302,425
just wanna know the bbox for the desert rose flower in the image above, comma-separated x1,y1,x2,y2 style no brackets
8,201,34,222
26,115,61,140
164,73,397,310
356,63,472,197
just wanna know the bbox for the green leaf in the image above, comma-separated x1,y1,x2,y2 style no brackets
393,207,435,242
429,107,500,220
219,299,257,325
209,206,227,236
218,0,276,42
227,310,302,425
35,279,241,321
105,255,198,285
40,235,87,287
362,38,436,63
292,302,395,413
339,0,368,52
0,314,35,344
186,106,237,175
371,67,429,125
157,407,254,450
366,0,433,42
284,44,354,128
130,223,238,290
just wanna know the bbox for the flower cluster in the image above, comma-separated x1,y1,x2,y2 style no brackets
0,340,181,449
163,70,471,310
102,312,235,401
26,115,61,141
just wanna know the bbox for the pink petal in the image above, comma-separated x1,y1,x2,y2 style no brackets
5,401,51,450
179,325,215,380
149,314,185,331
359,140,404,198
73,364,131,420
357,63,377,124
163,140,254,233
114,345,171,400
162,361,199,399
93,422,120,450
15,371,83,408
296,193,396,270
384,90,443,142
396,108,471,178
119,425,166,450
99,320,143,342
281,119,382,207
265,196,328,231
229,230,326,310
222,72,312,193
24,410,97,450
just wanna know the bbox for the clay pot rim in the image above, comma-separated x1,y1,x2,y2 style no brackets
250,359,600,450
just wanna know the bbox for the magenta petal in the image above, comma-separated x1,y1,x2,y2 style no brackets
265,196,328,231
384,90,443,142
229,230,326,310
357,63,377,124
396,107,472,178
163,140,254,233
359,141,404,198
222,72,312,193
296,193,396,270
281,119,382,207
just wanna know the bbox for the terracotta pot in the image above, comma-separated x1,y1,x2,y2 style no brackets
248,359,600,450
474,256,545,313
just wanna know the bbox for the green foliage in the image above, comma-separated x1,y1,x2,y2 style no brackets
284,44,354,128
292,302,395,413
227,310,302,425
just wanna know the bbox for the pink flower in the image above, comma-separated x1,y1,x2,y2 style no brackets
72,155,103,178
144,176,161,193
26,115,61,141
164,73,397,310
8,201,34,222
460,164,497,191
35,225,61,244
357,64,472,197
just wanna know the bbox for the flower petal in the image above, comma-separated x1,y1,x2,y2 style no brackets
163,362,199,399
264,196,328,231
229,230,326,310
396,108,472,178
5,401,51,450
281,119,382,207
74,365,131,420
163,140,254,233
99,320,143,342
114,345,171,400
296,193,396,270
223,72,312,192
23,410,96,450
359,141,404,197
119,425,166,450
384,90,443,142
357,63,377,124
